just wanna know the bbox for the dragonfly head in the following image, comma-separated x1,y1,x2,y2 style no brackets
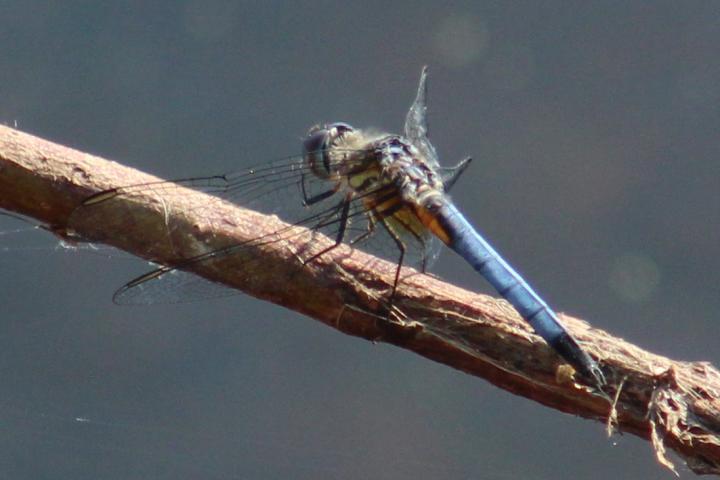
303,122,355,179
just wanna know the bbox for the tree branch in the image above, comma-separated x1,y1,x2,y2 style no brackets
1,125,719,475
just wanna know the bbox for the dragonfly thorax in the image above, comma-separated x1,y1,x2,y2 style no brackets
303,124,445,206
371,135,446,206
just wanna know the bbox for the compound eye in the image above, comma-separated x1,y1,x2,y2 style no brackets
303,126,336,178
303,127,329,155
303,123,356,178
328,122,354,136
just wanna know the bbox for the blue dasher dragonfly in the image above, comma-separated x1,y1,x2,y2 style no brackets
77,67,604,387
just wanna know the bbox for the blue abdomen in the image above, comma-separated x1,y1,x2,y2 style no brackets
435,201,599,381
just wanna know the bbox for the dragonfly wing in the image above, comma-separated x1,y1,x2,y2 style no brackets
403,66,440,170
112,267,238,305
69,151,439,304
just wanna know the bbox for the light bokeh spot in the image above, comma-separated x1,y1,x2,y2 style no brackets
432,13,489,68
608,252,661,303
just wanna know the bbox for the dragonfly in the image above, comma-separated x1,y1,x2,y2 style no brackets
77,67,604,387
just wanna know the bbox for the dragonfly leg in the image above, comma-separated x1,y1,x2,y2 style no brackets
377,217,407,304
420,244,431,273
303,198,351,265
348,213,377,246
300,172,339,206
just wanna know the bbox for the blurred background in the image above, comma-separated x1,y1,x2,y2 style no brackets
1,2,719,478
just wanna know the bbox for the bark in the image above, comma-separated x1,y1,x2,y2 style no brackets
1,124,719,475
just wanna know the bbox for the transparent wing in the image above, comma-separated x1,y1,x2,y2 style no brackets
404,66,440,170
69,149,442,304
0,211,126,258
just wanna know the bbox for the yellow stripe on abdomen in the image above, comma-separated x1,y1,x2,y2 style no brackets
414,205,451,245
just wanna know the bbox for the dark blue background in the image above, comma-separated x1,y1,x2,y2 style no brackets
1,2,719,478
